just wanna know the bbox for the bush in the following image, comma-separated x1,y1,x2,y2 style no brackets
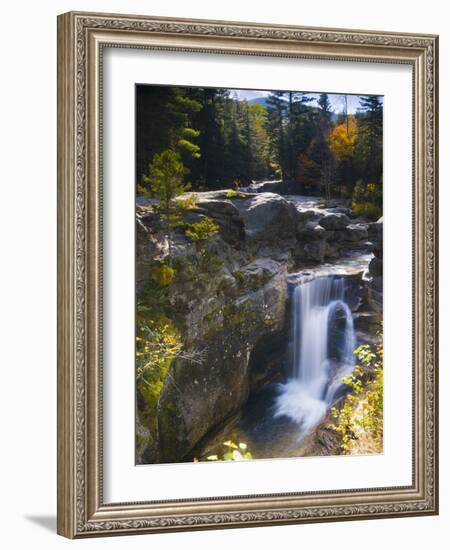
226,189,247,199
175,193,197,210
185,217,219,242
330,343,383,454
136,319,183,434
351,180,382,220
150,262,176,287
269,162,282,179
351,201,382,221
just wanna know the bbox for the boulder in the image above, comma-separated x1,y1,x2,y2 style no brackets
331,206,353,217
303,240,328,262
193,196,246,246
324,230,344,243
296,210,318,232
319,213,351,230
233,192,298,241
343,224,369,242
233,259,282,290
298,221,326,241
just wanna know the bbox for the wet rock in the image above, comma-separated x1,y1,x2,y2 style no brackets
296,210,318,232
367,218,383,244
354,311,381,335
343,224,369,242
319,213,351,230
369,256,383,277
324,230,344,242
367,287,383,313
298,416,342,457
332,206,353,217
304,240,328,262
298,221,326,241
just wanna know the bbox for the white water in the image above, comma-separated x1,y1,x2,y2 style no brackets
275,275,356,437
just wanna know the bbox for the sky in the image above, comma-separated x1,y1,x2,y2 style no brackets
232,89,383,114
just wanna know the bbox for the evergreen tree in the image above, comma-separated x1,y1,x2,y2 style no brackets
318,92,332,115
142,150,190,265
267,91,288,180
247,104,270,179
187,87,228,189
136,86,201,185
355,95,383,186
289,93,317,185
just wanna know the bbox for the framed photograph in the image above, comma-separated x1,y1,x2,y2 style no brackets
57,11,439,538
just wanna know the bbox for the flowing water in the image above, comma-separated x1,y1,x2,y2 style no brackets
192,259,369,461
274,275,356,437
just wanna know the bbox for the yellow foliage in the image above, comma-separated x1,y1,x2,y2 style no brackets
136,319,183,433
330,343,383,455
175,193,197,210
197,440,253,462
351,201,381,221
226,189,247,199
136,319,183,385
150,263,176,287
328,116,357,160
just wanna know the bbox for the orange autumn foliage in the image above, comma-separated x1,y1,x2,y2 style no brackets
328,116,357,160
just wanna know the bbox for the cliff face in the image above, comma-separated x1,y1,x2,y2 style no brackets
136,190,382,463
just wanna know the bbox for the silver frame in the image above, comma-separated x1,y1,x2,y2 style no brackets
57,11,439,538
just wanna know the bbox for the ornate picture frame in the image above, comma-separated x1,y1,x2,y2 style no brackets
57,11,438,538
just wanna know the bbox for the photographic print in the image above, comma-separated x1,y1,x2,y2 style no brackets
135,85,383,465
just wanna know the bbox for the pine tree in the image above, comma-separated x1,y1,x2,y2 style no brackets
267,91,288,180
142,150,190,265
248,103,270,179
355,95,383,188
136,86,201,186
318,93,332,120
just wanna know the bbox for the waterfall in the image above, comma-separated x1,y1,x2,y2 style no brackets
275,275,356,437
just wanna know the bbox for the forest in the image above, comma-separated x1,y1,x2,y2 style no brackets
136,86,383,219
135,85,384,465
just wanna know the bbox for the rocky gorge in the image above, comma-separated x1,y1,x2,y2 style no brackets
136,187,383,464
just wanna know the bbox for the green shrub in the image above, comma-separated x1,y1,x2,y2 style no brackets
226,189,247,199
351,180,382,220
185,217,219,242
351,201,382,221
150,262,176,287
269,162,282,179
330,343,383,454
175,193,197,210
136,319,183,433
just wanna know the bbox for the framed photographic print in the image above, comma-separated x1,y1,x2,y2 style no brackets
57,11,439,538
